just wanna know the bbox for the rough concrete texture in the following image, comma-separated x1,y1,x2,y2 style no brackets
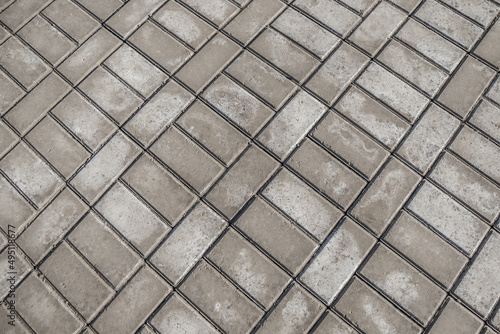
1,0,500,333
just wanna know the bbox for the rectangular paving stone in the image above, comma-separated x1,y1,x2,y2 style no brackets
151,127,224,194
0,120,18,158
17,274,83,334
150,203,226,285
225,51,297,110
206,145,278,219
300,218,375,303
224,0,284,45
428,299,483,334
235,197,317,276
430,153,500,222
180,260,264,334
251,28,319,83
257,284,325,334
287,139,366,209
349,1,406,56
335,278,422,334
4,73,70,135
294,0,361,37
40,242,113,320
68,212,141,288
0,174,35,233
438,56,495,118
124,80,194,146
312,111,389,179
416,0,483,50
176,34,240,93
0,0,49,31
441,0,499,27
475,19,500,68
341,0,378,15
455,232,500,317
361,245,447,325
176,100,249,166
356,63,429,122
26,117,90,178
70,132,140,204
0,143,63,208
58,28,121,84
93,266,171,334
272,8,340,59
306,42,369,105
397,103,460,173
95,182,170,255
202,74,274,136
314,311,357,333
122,155,196,225
17,188,86,263
487,76,500,105
378,40,448,96
385,211,468,289
391,0,422,12
76,0,122,21
207,228,291,309
336,86,409,149
0,70,24,115
397,19,465,72
351,158,421,235
182,0,238,27
262,169,343,241
258,90,327,160
469,100,500,143
106,0,164,38
407,181,489,255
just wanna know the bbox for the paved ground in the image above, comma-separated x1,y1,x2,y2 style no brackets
0,0,500,333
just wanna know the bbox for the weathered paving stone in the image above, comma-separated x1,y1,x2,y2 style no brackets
407,181,489,255
18,15,76,65
180,260,264,334
438,56,495,119
430,153,500,222
341,0,378,15
314,311,357,333
206,145,279,219
235,197,318,276
455,232,500,317
335,278,422,334
427,299,483,334
224,0,285,45
397,103,460,173
469,100,500,143
385,211,468,289
487,77,500,105
40,242,114,320
312,111,389,179
95,182,170,255
17,274,83,333
258,90,327,160
262,169,343,242
356,63,429,122
26,117,90,178
349,1,406,56
106,0,163,38
475,19,500,68
225,51,297,110
377,40,449,97
306,43,369,105
0,143,63,207
124,80,194,146
68,212,141,288
151,293,219,333
202,75,274,136
287,139,366,209
257,284,325,334
182,0,238,27
176,34,240,93
122,155,196,225
151,127,224,194
397,19,465,72
176,100,249,166
441,0,499,27
17,188,87,262
335,86,410,149
0,120,18,158
76,0,122,21
93,266,171,334
151,202,226,285
0,0,49,31
0,174,34,233
391,0,422,12
300,218,375,303
351,158,421,235
153,0,216,50
416,0,483,50
0,70,24,115
272,8,340,59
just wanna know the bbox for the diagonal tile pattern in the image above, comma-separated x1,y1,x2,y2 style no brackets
1,0,500,333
